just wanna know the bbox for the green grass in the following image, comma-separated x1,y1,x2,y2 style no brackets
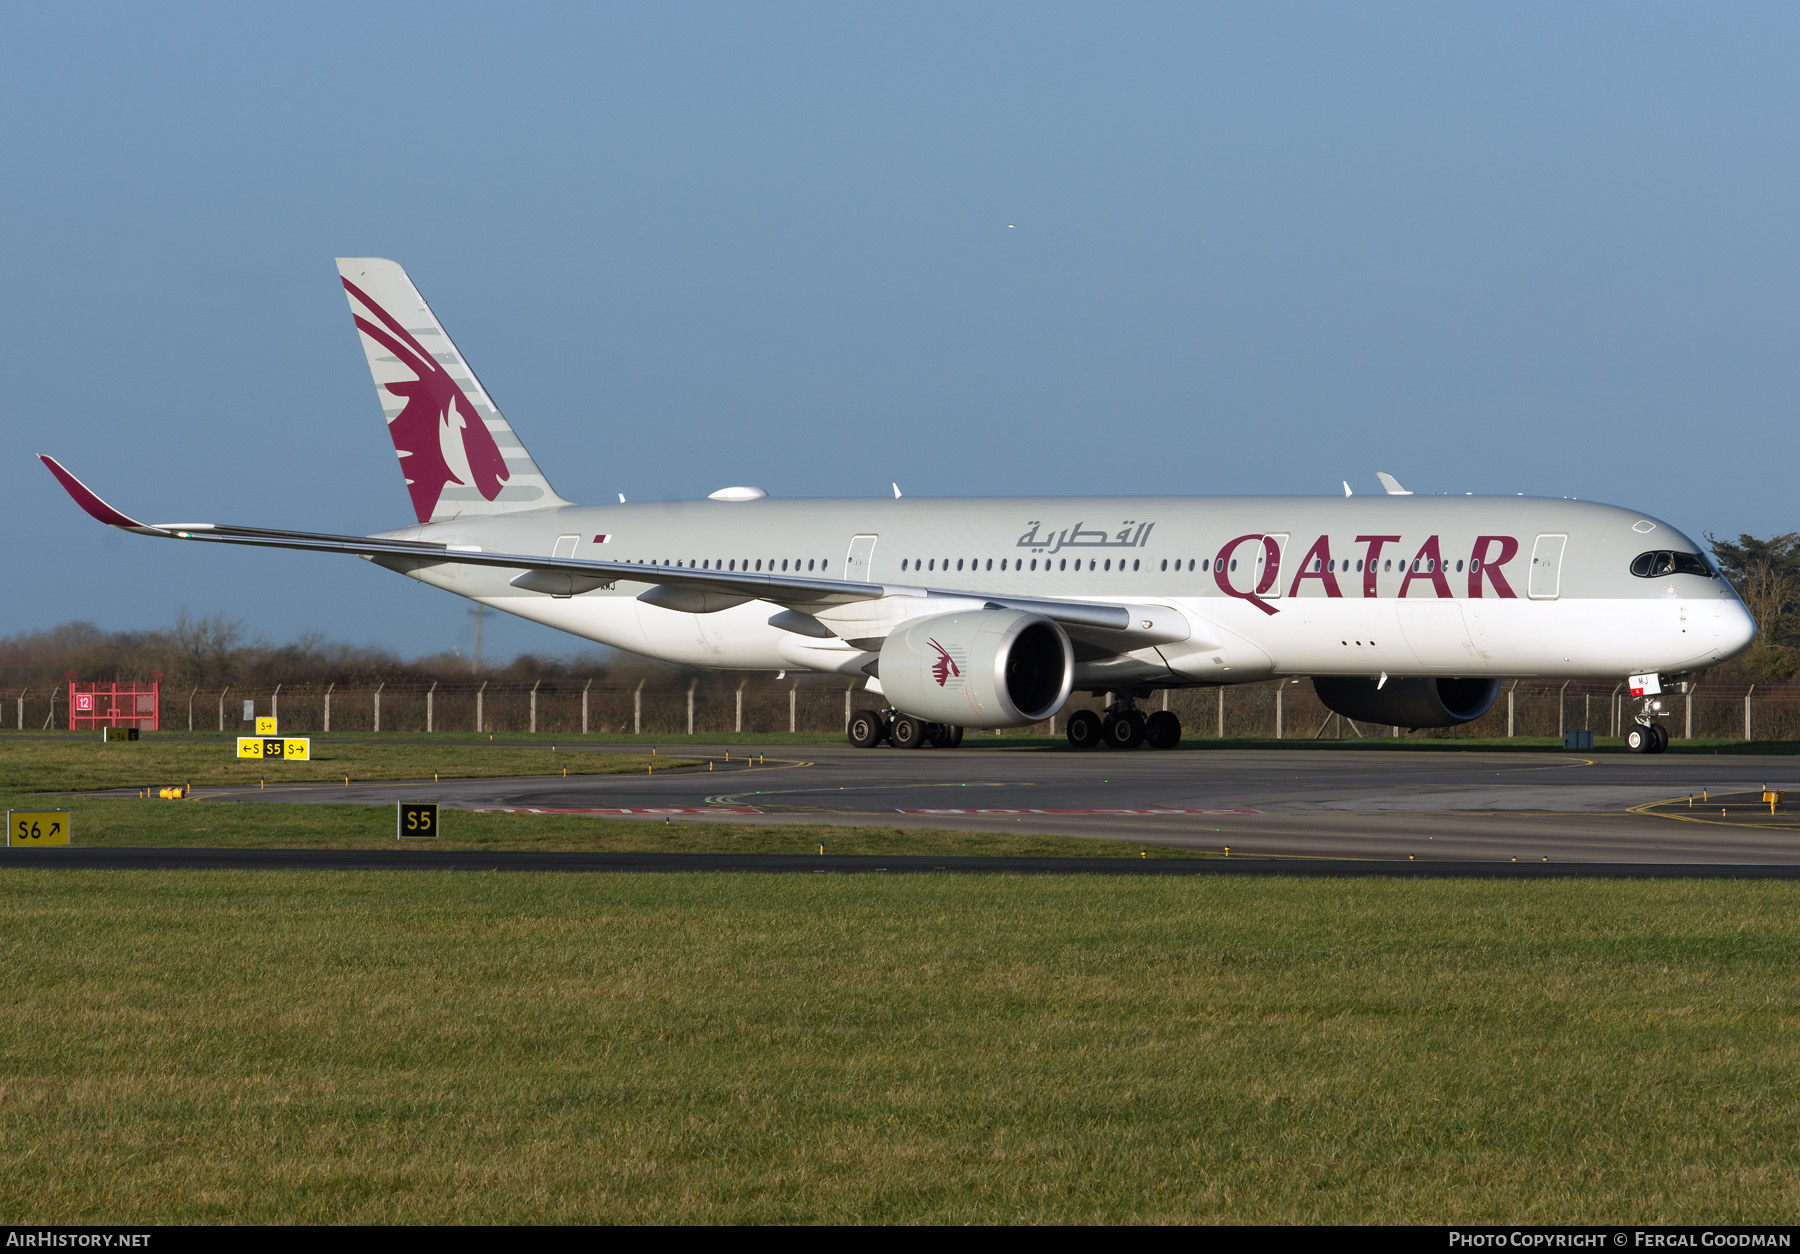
0,734,694,792
0,732,1192,857
1,797,1195,857
1,871,1798,1223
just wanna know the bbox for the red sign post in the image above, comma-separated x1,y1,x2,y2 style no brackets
67,672,161,732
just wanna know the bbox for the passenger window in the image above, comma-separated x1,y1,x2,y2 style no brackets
1060,559,1067,571
1104,559,1111,572
1133,559,1140,571
1161,559,1168,571
957,559,964,571
1030,559,1038,570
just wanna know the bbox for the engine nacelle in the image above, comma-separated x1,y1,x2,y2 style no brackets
1311,676,1502,729
879,609,1073,729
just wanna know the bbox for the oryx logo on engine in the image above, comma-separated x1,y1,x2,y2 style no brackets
928,638,962,688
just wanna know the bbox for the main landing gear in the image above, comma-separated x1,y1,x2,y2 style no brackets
846,708,965,749
1065,697,1182,750
1625,720,1669,755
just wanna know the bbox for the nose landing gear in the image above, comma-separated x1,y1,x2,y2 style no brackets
1624,676,1672,754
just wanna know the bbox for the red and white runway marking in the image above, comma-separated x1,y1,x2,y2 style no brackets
898,808,1261,816
473,806,762,815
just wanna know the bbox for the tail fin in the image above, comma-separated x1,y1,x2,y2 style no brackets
336,258,569,524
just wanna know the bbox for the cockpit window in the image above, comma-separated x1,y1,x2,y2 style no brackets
1630,550,1713,579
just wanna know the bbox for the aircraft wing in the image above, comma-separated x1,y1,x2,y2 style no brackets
40,456,1175,640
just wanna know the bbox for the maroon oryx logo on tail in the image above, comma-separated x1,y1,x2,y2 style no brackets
928,638,961,688
343,277,510,523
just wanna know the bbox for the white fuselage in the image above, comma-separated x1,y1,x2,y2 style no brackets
377,493,1756,690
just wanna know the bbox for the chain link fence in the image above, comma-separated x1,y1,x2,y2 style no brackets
7,676,1798,740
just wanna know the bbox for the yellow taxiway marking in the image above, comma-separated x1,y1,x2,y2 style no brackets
1628,791,1800,830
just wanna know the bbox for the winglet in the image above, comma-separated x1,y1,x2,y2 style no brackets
38,456,150,529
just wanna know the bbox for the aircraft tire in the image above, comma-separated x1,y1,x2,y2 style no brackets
947,725,964,748
1145,710,1182,750
1106,712,1146,750
1065,709,1103,749
847,709,886,749
1625,724,1652,754
889,714,929,750
1650,722,1670,753
926,723,955,748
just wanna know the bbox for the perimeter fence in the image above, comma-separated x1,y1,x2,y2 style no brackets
5,677,1797,741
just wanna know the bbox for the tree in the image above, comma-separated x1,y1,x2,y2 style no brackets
1706,532,1800,678
168,608,246,685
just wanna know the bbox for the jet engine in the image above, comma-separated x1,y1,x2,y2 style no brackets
879,609,1073,729
1311,676,1502,729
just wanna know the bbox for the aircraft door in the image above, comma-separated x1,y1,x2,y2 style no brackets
552,534,580,559
1529,534,1567,600
845,534,878,581
1260,533,1290,599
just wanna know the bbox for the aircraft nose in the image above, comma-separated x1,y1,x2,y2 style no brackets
1716,599,1757,662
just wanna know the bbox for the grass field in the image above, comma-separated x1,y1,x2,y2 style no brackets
2,871,1797,1223
2,798,1194,857
0,734,695,792
0,736,1188,858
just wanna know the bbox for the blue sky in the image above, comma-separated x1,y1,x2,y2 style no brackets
5,3,1798,661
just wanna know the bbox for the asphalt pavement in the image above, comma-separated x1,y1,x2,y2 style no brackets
76,741,1800,864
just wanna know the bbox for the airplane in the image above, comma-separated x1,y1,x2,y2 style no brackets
41,258,1756,755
